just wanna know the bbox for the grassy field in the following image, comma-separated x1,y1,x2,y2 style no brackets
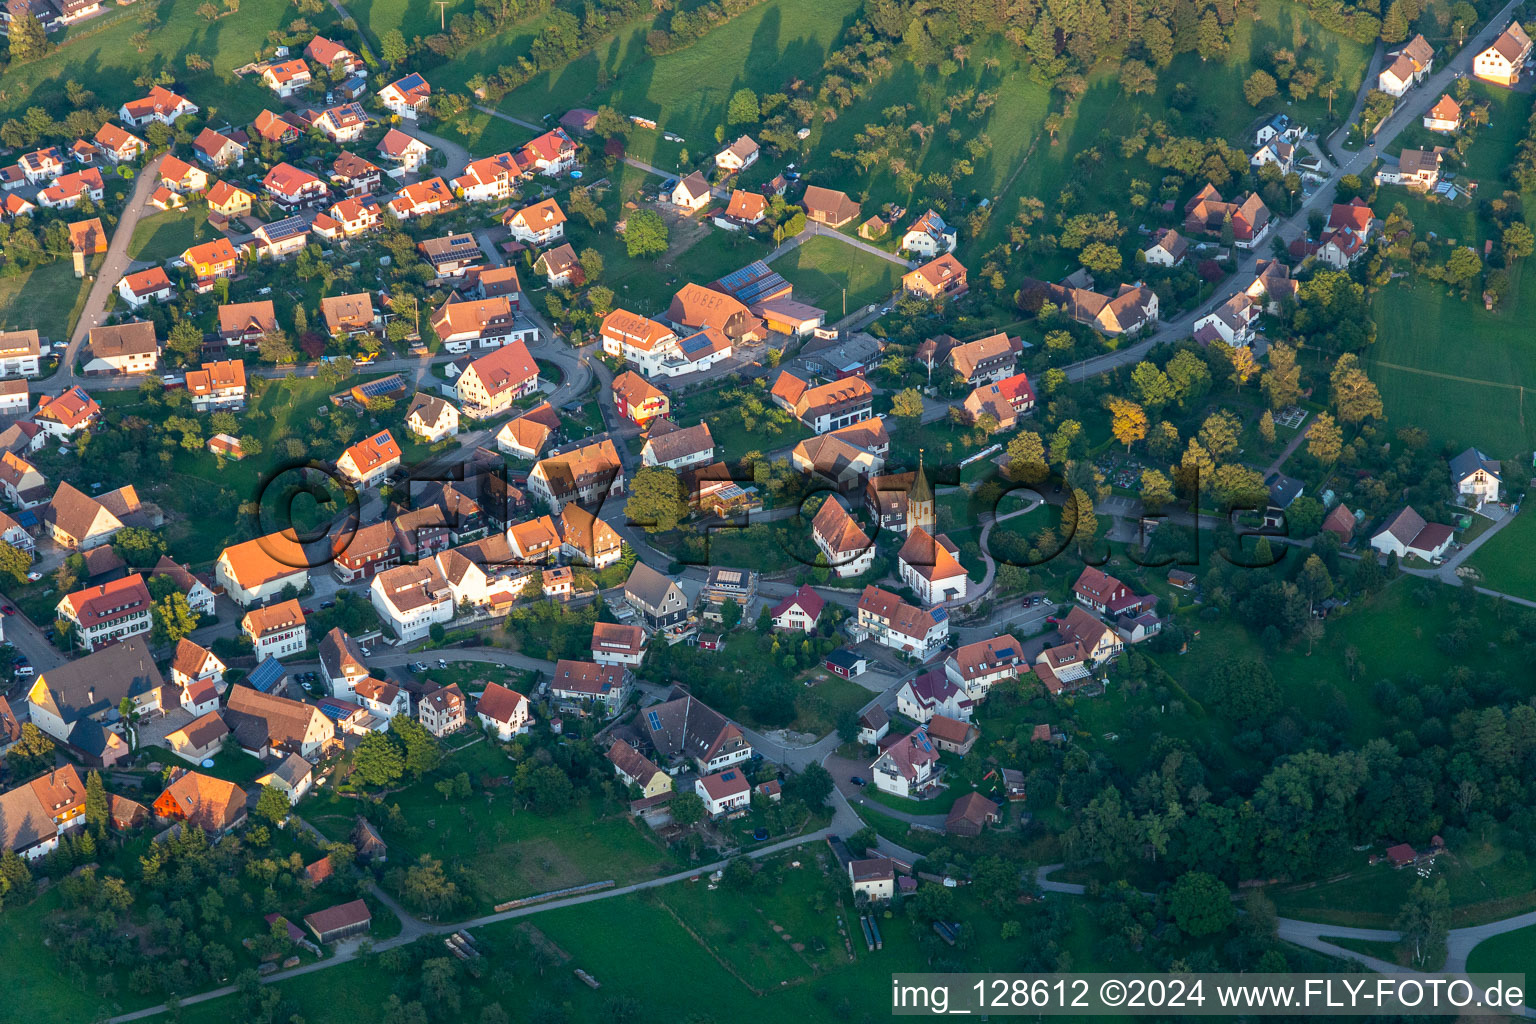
1467,512,1536,598
0,0,341,124
304,741,673,907
0,259,94,344
127,208,210,262
773,234,904,314
1366,272,1536,453
493,0,860,158
1465,921,1536,974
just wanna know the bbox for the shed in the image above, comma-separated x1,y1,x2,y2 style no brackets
303,899,372,943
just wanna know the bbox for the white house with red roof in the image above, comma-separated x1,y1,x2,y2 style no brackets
117,267,176,309
1071,566,1151,617
387,177,452,219
377,129,430,172
56,574,153,651
503,198,567,245
119,86,198,128
39,169,104,209
94,123,147,164
453,153,519,203
513,128,578,177
305,35,366,76
695,768,752,817
263,59,312,97
869,727,941,797
769,584,824,632
379,73,431,119
896,527,967,605
314,103,370,144
474,681,532,741
855,585,948,655
453,341,539,418
895,668,974,723
944,635,1026,701
263,162,329,208
336,430,402,487
1370,506,1454,562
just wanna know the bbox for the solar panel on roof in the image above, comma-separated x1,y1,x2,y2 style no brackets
678,332,714,356
646,710,661,731
247,656,286,693
722,771,736,781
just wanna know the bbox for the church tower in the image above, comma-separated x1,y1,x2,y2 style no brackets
908,449,935,534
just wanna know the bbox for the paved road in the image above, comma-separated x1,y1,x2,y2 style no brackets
105,827,838,1024
765,221,913,268
57,153,167,382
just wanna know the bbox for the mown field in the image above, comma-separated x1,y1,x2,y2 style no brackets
0,259,95,344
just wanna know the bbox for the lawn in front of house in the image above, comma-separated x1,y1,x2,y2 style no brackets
127,208,211,262
773,235,904,315
1467,511,1536,600
0,259,95,345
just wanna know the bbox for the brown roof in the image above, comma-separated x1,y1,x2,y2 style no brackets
45,480,120,543
1490,21,1532,63
218,300,278,337
172,710,230,750
320,292,376,333
172,637,217,680
303,899,371,937
897,528,965,582
946,790,998,829
606,738,664,783
559,503,619,562
592,621,644,657
925,713,977,747
812,497,871,557
460,339,538,395
550,658,626,697
225,685,327,751
643,421,713,464
89,320,158,359
801,185,860,224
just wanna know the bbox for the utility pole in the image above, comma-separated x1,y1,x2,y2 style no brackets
435,0,448,29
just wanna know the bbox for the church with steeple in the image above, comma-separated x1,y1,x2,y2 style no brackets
864,451,936,535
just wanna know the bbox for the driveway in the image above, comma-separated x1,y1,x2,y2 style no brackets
50,152,167,385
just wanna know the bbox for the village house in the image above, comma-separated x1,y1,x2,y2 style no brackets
419,233,486,278
963,372,1035,431
26,638,164,762
896,668,974,723
0,328,39,377
903,253,969,302
811,497,875,577
549,659,631,715
592,621,646,667
1379,34,1435,97
640,421,715,472
770,585,823,632
263,58,313,97
387,177,453,219
1184,184,1271,247
378,128,431,172
1424,94,1461,132
432,296,536,355
150,556,215,617
944,332,1021,386
495,401,561,459
791,432,885,491
225,686,334,760
305,35,366,75
56,573,153,651
330,151,382,196
180,237,242,293
242,599,307,660
257,752,314,804
534,242,582,287
207,180,255,219
671,170,712,211
624,561,689,632
714,189,767,230
252,217,315,262
84,321,159,376
1142,228,1188,267
38,168,105,209
42,480,125,550
801,185,860,228
115,267,175,309
848,857,896,901
1193,292,1260,347
611,370,669,426
215,531,310,606
119,86,198,128
642,687,752,773
667,282,762,346
165,712,229,763
418,684,467,737
559,503,622,569
856,706,889,746
319,627,370,699
371,562,454,641
475,681,532,740
901,209,958,257
1450,447,1501,507
453,340,540,417
865,465,936,537
870,726,941,797
171,637,225,697
856,585,949,655
354,678,410,721
714,135,759,172
944,633,1027,700
606,738,671,797
696,768,752,817
314,102,369,144
252,109,301,145
770,371,874,433
94,123,147,164
0,450,45,508
528,437,625,511
1376,147,1444,190
321,292,380,337
336,429,402,487
185,359,246,411
1371,506,1455,562
1475,22,1531,87
897,527,967,605
1034,606,1124,695
159,155,209,194
379,73,431,118
406,393,460,442
504,197,567,245
263,162,329,209
927,713,980,755
945,792,999,836
154,770,246,833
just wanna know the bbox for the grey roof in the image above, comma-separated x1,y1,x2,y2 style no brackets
1449,447,1500,482
31,636,163,725
264,751,312,788
624,560,682,611
642,688,747,764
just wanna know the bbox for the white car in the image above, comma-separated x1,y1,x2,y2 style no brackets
25,571,42,582
437,659,448,669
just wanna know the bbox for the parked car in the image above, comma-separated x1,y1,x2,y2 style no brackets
0,606,12,616
850,776,867,786
437,659,448,668
25,571,42,582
